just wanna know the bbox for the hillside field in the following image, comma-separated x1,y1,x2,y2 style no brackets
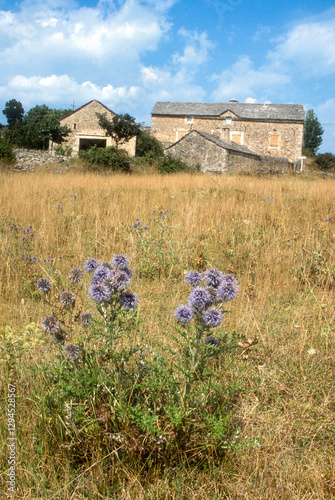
0,171,334,499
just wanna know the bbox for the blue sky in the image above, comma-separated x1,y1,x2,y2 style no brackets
1,0,335,152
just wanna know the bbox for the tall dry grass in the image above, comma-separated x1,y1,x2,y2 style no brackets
1,171,335,499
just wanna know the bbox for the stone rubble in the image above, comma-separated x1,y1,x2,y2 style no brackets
13,149,71,172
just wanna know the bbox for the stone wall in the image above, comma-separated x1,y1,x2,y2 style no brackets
166,132,228,173
152,114,303,162
13,149,69,172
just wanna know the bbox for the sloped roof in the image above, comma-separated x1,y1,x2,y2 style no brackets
165,130,261,157
60,100,115,122
152,102,305,121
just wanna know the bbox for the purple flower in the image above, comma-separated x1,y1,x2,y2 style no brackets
106,270,131,292
204,336,220,347
69,268,84,282
216,277,239,302
80,311,93,327
143,226,149,231
64,343,80,359
133,220,141,228
185,270,203,287
60,291,76,306
188,287,212,310
120,292,140,310
93,265,111,283
42,316,61,334
83,258,101,273
204,268,224,288
202,308,223,328
88,282,111,303
37,277,52,293
112,254,130,270
174,305,194,324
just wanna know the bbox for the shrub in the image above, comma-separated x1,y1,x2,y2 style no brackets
0,139,15,163
315,152,335,171
158,154,192,174
136,131,164,158
79,145,131,172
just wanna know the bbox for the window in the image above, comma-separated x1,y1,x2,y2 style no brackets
73,123,77,130
225,116,232,125
186,117,193,124
270,134,279,147
230,132,243,145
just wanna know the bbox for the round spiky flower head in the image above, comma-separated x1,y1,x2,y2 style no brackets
83,258,101,273
216,277,239,302
174,305,195,324
42,316,60,334
185,270,203,287
202,308,223,328
112,254,130,270
69,268,84,283
88,282,111,303
37,277,52,293
93,265,111,283
204,336,220,347
60,291,76,306
188,287,212,310
204,268,224,288
120,292,140,310
64,343,80,360
80,311,93,328
106,270,131,292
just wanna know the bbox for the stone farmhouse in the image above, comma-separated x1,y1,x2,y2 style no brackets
151,101,305,163
165,130,290,174
58,100,137,156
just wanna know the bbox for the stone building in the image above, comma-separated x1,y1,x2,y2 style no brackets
58,100,137,156
165,130,290,174
151,101,305,162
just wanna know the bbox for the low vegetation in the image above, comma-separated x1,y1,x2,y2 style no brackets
0,171,334,499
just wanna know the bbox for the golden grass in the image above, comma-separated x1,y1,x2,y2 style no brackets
1,171,335,499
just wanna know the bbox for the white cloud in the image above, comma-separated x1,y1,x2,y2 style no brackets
212,8,335,102
267,13,335,77
212,55,290,101
172,29,214,70
0,0,173,86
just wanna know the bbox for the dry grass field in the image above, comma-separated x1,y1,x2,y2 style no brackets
0,170,335,499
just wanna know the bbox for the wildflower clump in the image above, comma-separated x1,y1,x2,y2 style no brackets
36,254,139,352
175,267,239,370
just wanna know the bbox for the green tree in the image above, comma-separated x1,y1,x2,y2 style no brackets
39,115,71,151
2,99,25,127
303,109,324,154
97,112,140,148
136,131,164,158
23,104,51,127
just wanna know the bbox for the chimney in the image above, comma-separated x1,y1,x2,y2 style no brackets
221,128,230,142
229,98,238,103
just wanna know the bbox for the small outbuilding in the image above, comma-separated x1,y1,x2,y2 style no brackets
58,100,136,156
165,130,291,174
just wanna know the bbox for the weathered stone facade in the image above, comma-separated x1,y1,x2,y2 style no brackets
165,130,291,174
151,102,305,162
59,100,136,156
